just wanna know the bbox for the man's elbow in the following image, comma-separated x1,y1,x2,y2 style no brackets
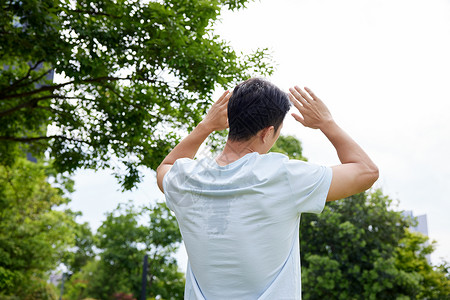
156,165,165,193
156,163,173,194
156,163,163,175
365,163,379,188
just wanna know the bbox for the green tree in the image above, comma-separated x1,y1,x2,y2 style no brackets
0,0,272,189
64,201,184,300
395,230,450,299
0,158,77,299
62,220,96,275
270,134,307,161
300,191,450,300
62,259,99,300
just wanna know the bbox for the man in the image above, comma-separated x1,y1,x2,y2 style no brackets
156,78,378,299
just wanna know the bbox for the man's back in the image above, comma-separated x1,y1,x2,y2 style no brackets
164,152,332,299
157,80,378,298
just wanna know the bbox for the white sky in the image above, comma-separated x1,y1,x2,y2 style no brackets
69,0,450,270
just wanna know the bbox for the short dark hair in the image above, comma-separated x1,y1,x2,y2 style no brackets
227,78,291,141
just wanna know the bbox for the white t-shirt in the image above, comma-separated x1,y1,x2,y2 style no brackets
163,152,332,300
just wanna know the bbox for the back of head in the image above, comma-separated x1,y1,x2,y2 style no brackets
228,78,291,141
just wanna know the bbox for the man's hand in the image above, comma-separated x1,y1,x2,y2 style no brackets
289,86,333,129
156,90,231,193
200,90,231,132
289,85,379,202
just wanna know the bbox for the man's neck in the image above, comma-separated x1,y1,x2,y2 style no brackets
215,139,259,166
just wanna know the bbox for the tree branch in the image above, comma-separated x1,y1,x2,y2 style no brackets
41,94,98,103
13,68,53,90
34,105,77,119
34,105,107,125
9,60,45,88
0,95,55,118
0,81,74,101
68,9,121,19
0,135,88,144
0,76,129,101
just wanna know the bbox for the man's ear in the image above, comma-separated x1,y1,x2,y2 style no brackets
261,126,275,143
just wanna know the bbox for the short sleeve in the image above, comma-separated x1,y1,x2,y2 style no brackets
162,163,176,211
163,157,193,211
283,159,332,214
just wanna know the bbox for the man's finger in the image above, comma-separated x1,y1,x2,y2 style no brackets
289,88,308,107
289,93,303,111
291,112,306,126
304,87,320,101
221,92,232,106
216,90,230,105
294,86,313,103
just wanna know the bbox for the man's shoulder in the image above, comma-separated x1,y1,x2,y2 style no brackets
169,157,202,173
262,152,289,162
169,156,217,176
263,152,308,166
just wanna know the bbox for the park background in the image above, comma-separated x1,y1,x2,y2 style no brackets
2,0,450,298
71,0,450,269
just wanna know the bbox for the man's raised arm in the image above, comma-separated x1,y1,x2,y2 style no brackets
156,91,231,193
289,86,379,201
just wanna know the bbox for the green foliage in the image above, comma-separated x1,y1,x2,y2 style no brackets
395,231,450,298
0,158,77,298
270,135,307,161
62,220,96,275
0,0,273,189
300,191,450,299
62,259,98,300
64,201,184,300
301,255,346,299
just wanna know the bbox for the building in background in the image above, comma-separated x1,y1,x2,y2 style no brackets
402,211,431,263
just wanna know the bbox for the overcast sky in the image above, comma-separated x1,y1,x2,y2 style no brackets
70,0,450,269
